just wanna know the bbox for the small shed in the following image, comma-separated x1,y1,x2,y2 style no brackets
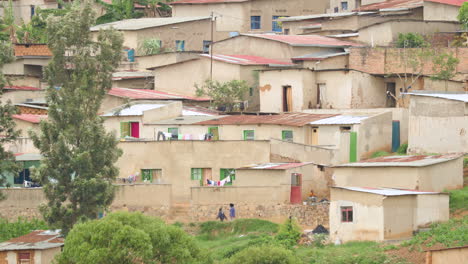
333,154,464,192
0,230,63,264
330,186,449,242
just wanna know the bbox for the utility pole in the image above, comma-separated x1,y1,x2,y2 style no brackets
210,11,214,82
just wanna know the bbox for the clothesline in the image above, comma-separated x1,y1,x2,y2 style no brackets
206,176,231,187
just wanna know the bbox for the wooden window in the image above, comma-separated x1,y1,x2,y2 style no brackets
250,16,261,29
220,169,235,186
191,168,202,180
341,206,353,222
243,130,254,140
282,130,293,141
141,169,162,183
120,122,139,138
18,252,31,264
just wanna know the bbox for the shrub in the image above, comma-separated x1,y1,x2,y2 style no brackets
275,217,302,248
396,33,428,48
198,219,278,240
448,186,468,212
396,143,408,155
224,245,303,264
0,218,49,242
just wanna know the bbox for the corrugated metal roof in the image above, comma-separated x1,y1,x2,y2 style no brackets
15,153,42,161
279,12,376,22
194,113,338,127
354,0,423,11
3,86,42,91
0,230,63,251
292,51,349,61
108,88,210,101
406,92,468,103
12,114,47,124
171,0,248,5
112,71,153,80
336,153,463,168
242,34,363,48
103,103,165,117
183,106,220,116
238,162,312,170
333,186,442,196
309,115,368,125
90,16,211,31
424,0,465,7
150,115,225,125
327,33,360,38
200,54,294,66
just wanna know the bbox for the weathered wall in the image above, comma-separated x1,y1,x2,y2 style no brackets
419,158,464,191
40,247,61,264
191,186,289,205
330,188,384,242
383,195,415,240
428,247,468,264
1,90,45,105
423,2,460,22
408,96,468,154
357,111,392,158
112,78,153,89
136,52,201,70
269,139,339,165
415,194,449,229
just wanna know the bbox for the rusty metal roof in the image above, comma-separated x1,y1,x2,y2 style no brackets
200,54,294,66
108,87,210,101
354,0,423,11
333,186,442,196
194,113,337,126
0,230,63,251
238,162,313,170
242,34,363,47
336,154,463,167
12,114,47,124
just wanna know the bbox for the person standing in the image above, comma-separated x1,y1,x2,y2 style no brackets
229,203,236,221
216,207,226,222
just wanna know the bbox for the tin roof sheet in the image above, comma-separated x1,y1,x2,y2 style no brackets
200,54,294,66
194,113,337,126
354,0,423,11
112,71,153,80
12,114,47,124
182,106,220,116
171,0,248,5
424,0,465,6
0,230,63,251
150,115,225,125
103,103,165,117
406,92,468,103
90,16,210,31
242,34,363,47
238,162,312,170
108,88,209,101
292,51,349,61
309,115,369,125
333,186,442,196
336,153,463,167
279,12,376,22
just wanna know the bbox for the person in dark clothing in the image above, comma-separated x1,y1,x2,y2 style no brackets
216,208,226,222
229,203,236,221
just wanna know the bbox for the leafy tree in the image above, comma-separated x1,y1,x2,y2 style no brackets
0,0,18,43
56,212,210,264
29,1,124,235
0,40,20,198
95,0,144,25
396,33,428,48
195,79,249,112
275,217,302,249
0,217,49,242
458,2,468,30
224,245,302,264
431,51,460,91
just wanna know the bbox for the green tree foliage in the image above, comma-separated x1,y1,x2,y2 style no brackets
224,245,302,264
195,79,249,112
29,1,123,235
96,0,144,25
275,217,302,249
0,0,17,42
0,40,20,197
56,212,210,264
0,218,49,242
431,51,460,90
458,2,468,30
396,33,428,48
138,38,162,55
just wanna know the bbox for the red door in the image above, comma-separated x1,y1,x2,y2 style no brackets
290,173,302,204
131,122,140,138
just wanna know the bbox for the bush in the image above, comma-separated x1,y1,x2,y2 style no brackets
0,218,48,242
56,212,210,264
275,217,302,249
370,151,390,158
396,143,408,155
198,219,278,240
448,187,468,212
396,33,428,48
224,245,303,264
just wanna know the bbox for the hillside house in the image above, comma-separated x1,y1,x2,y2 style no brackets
90,17,224,54
1,86,45,105
150,54,295,110
0,230,63,264
407,92,468,154
333,154,464,192
0,153,41,187
112,71,154,89
330,186,449,242
170,0,329,34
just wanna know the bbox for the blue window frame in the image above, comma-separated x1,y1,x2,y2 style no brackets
272,16,282,32
175,40,185,51
251,16,261,30
341,2,348,10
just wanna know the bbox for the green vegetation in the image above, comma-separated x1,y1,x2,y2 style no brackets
138,38,162,55
463,157,468,167
447,186,468,212
370,151,391,158
275,217,302,248
458,2,468,30
56,212,209,264
396,33,428,48
401,217,468,250
224,245,302,264
196,79,250,112
198,219,278,240
0,218,48,242
396,143,408,155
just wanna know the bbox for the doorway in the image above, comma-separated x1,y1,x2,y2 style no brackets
290,173,302,204
282,85,292,112
386,82,396,107
310,127,319,145
317,83,326,108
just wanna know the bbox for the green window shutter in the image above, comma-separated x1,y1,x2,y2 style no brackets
243,130,254,140
349,132,358,162
120,122,130,138
282,130,293,141
191,168,202,180
141,169,153,182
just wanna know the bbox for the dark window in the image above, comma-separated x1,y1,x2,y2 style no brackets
282,130,293,141
340,126,351,131
168,127,179,140
30,5,35,17
341,206,353,222
284,28,290,35
18,252,31,264
341,2,348,10
334,7,339,13
249,87,253,96
203,40,211,53
386,82,396,107
251,16,261,30
272,16,282,32
175,40,185,51
15,169,32,185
